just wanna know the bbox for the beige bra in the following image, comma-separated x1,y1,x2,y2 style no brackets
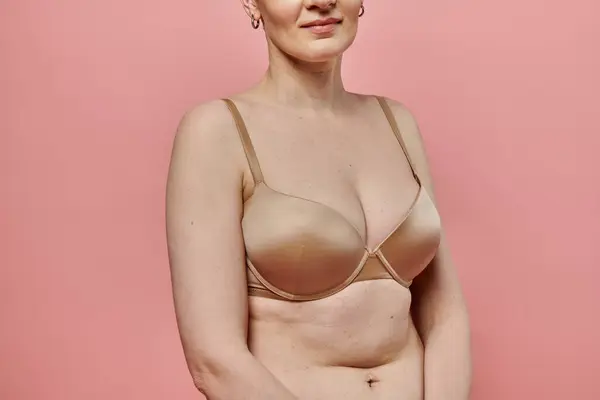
223,96,442,302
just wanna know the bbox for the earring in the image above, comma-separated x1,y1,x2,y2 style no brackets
251,15,260,29
359,5,365,17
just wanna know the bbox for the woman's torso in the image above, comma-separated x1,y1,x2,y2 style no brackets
249,282,423,399
227,93,439,399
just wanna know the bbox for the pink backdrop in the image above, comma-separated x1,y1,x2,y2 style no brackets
2,1,599,399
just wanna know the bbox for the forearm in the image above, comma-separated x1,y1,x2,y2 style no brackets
191,349,298,400
422,310,472,400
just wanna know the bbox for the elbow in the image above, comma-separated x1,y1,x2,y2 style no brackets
189,370,210,396
453,293,471,330
413,295,471,344
185,354,218,395
185,348,252,396
440,302,471,347
441,299,471,333
452,298,470,324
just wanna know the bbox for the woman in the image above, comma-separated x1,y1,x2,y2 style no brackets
165,1,472,399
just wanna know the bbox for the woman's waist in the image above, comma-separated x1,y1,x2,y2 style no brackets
248,280,420,368
250,328,424,400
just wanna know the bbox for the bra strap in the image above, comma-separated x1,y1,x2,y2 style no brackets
375,96,420,183
222,99,264,184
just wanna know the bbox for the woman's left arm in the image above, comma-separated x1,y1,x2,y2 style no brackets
386,98,473,400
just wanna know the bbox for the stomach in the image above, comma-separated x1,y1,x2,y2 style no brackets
248,280,424,400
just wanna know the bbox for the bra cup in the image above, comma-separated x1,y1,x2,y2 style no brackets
243,185,366,297
224,96,443,301
378,191,442,282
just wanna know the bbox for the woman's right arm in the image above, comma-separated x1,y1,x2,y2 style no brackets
165,102,298,400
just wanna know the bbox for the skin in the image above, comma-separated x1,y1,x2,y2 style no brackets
165,1,472,399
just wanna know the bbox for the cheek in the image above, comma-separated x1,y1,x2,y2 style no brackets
261,0,302,29
341,0,363,18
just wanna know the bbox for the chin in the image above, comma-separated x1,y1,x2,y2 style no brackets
295,38,355,63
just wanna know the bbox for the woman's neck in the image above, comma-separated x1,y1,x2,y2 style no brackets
255,46,348,112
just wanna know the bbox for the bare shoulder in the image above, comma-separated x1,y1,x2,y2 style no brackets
167,99,251,193
171,99,241,156
378,97,425,150
376,96,437,196
165,98,252,208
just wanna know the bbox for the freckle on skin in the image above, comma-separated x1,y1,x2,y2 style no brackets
190,221,194,225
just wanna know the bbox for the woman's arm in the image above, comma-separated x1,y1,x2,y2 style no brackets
386,98,473,400
165,102,298,400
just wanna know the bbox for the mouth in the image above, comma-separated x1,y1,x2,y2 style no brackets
300,17,342,34
301,17,343,28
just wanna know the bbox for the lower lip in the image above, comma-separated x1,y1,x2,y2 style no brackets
305,23,339,34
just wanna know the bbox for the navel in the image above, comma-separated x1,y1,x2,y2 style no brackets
365,372,380,388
